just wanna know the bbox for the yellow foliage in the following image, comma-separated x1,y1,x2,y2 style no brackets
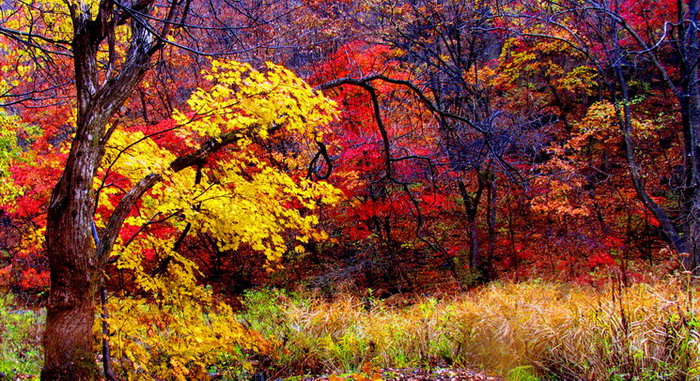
104,235,272,379
103,295,269,380
100,58,341,263
174,59,338,142
493,32,597,114
568,100,664,147
98,58,341,379
103,129,177,183
0,111,23,204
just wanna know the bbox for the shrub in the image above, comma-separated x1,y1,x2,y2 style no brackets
103,253,271,380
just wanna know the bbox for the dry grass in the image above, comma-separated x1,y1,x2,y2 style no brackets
1,278,698,380
242,278,700,380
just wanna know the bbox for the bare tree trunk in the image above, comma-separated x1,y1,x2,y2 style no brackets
458,178,484,273
41,2,160,378
484,175,497,280
678,0,700,269
42,122,102,379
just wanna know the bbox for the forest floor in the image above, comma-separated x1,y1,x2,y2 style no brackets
309,368,504,381
4,280,700,380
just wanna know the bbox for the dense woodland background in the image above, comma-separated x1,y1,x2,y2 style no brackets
1,0,692,297
1,0,700,379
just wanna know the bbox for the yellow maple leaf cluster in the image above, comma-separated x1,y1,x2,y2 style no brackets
98,58,342,378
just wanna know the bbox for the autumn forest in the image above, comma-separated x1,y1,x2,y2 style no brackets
1,0,700,379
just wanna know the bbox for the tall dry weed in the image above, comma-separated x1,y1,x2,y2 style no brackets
242,279,700,379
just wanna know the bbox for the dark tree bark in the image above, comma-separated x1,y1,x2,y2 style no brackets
484,174,497,280
458,177,484,273
677,0,700,268
36,0,241,378
42,2,156,376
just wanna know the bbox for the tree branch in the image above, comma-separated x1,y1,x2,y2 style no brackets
95,124,283,263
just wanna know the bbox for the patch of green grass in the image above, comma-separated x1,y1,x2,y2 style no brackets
508,366,539,381
0,293,44,380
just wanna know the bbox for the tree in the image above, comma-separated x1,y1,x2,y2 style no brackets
0,1,339,379
507,0,699,270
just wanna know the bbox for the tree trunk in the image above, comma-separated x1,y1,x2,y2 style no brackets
42,301,97,380
42,3,158,377
679,0,700,269
458,178,484,273
603,5,690,270
484,175,497,280
42,121,102,379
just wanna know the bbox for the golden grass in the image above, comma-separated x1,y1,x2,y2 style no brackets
242,278,700,380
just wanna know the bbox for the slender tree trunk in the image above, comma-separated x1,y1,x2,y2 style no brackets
507,203,519,282
484,175,497,280
603,5,689,269
458,178,484,273
679,0,700,269
468,215,479,270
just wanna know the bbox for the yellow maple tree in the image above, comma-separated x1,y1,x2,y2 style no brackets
94,59,341,379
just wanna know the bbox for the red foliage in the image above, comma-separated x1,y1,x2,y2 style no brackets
587,252,617,269
18,268,50,291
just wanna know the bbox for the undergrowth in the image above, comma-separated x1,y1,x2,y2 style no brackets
0,293,43,380
2,278,700,380
242,278,700,380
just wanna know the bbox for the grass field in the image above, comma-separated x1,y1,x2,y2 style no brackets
2,277,699,380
